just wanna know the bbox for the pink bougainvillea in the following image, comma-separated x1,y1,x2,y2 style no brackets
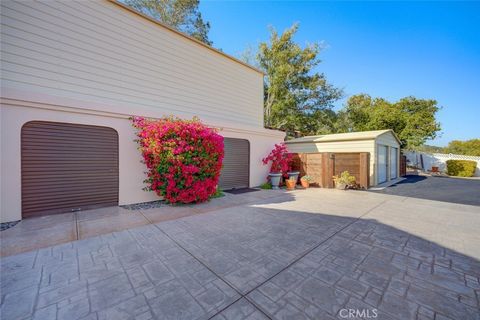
262,143,292,177
132,116,224,204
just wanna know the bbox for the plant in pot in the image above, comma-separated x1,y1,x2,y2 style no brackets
332,171,356,190
285,176,297,190
262,143,293,190
300,175,312,188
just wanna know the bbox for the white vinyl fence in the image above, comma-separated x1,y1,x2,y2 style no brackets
404,151,480,176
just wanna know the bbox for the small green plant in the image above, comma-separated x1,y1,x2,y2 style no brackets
300,175,312,182
333,171,356,189
211,187,225,198
446,160,477,177
259,182,273,189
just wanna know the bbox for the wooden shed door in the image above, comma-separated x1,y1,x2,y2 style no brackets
21,121,119,218
218,138,249,190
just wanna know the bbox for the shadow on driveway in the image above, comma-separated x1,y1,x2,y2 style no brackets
1,194,479,320
370,175,480,206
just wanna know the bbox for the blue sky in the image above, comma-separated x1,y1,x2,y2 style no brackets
200,1,480,146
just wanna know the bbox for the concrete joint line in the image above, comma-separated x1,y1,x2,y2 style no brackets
138,210,272,319
139,199,387,319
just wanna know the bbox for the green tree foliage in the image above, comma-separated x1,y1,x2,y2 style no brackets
414,144,445,153
444,139,480,156
125,0,211,45
257,24,343,134
336,94,441,149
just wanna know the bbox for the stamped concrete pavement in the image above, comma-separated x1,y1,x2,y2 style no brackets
1,189,479,320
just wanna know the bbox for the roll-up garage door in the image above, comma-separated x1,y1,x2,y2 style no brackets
390,147,398,179
377,145,388,184
219,138,249,190
21,121,119,218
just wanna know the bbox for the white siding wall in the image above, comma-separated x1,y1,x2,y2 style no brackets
0,0,287,222
376,131,400,148
0,0,264,129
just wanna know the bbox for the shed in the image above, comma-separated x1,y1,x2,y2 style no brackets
285,130,401,187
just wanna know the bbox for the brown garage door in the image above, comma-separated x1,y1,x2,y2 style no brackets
21,121,119,218
218,138,249,190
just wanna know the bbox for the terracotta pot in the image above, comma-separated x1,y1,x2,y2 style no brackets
300,179,310,188
285,179,296,190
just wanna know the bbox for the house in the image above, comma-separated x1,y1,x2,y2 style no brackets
285,130,401,187
0,0,284,222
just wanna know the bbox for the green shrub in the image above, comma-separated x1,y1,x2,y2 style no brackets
211,187,225,198
446,160,477,177
259,182,272,189
333,171,356,186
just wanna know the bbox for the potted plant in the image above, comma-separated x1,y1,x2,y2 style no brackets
287,171,300,183
268,173,282,190
285,177,296,190
300,175,312,188
332,171,356,190
262,143,293,190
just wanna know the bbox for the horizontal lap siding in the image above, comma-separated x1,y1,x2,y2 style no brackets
376,132,400,148
0,0,263,127
21,121,119,217
286,140,375,154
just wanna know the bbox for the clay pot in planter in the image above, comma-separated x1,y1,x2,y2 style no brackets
287,171,300,183
285,179,296,190
300,175,312,188
268,173,282,190
300,179,310,188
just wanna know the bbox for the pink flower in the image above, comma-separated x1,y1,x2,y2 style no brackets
132,116,224,203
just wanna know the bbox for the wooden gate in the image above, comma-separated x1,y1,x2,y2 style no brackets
291,152,370,189
400,155,407,176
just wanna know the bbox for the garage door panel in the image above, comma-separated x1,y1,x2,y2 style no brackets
21,121,119,218
390,147,398,179
219,138,249,190
377,145,388,184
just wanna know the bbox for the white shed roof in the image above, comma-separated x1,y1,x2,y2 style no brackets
286,129,400,144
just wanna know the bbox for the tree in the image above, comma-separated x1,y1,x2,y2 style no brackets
415,144,445,153
444,139,480,156
255,24,342,135
125,0,212,45
337,94,441,149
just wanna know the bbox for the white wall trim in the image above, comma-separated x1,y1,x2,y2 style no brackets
1,95,285,139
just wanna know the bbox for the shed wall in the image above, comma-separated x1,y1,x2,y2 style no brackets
287,139,376,186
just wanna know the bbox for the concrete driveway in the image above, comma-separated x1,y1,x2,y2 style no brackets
370,174,480,206
1,189,479,320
